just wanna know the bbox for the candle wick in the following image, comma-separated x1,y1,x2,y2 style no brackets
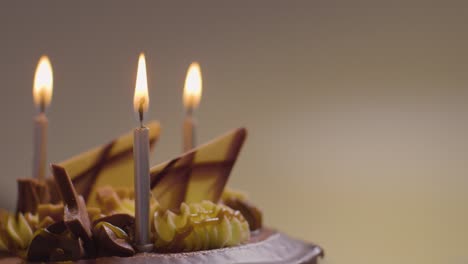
186,107,193,117
138,108,144,128
39,99,46,114
138,98,145,127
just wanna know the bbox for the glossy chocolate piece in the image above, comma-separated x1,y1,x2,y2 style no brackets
93,223,134,257
51,165,95,257
27,221,85,262
45,177,61,204
16,178,47,214
93,214,135,241
150,128,247,210
93,214,135,231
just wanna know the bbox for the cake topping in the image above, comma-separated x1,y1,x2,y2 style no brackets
151,127,246,210
153,200,250,252
57,121,160,206
93,222,135,257
95,186,135,215
27,221,85,262
16,178,48,214
0,127,291,262
51,164,95,256
1,213,33,254
93,213,136,242
222,189,263,231
37,203,64,223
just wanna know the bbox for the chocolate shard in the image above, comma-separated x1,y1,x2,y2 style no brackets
16,178,48,214
93,223,135,257
51,164,95,257
45,177,61,204
150,128,247,210
93,214,135,242
27,221,85,262
57,121,161,206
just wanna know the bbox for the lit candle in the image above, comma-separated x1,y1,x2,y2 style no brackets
182,62,202,152
132,53,153,252
32,56,53,181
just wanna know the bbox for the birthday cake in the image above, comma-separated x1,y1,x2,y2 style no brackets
0,123,325,264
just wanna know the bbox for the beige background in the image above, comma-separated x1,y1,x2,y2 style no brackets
1,2,468,264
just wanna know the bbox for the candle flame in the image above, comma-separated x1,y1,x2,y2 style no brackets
183,62,202,110
133,53,149,117
33,56,53,111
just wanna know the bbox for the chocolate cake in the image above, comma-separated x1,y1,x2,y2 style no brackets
0,123,325,263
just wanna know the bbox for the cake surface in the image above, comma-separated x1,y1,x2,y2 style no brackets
0,229,323,264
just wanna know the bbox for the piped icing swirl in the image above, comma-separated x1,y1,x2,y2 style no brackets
0,212,33,254
0,208,58,255
153,200,250,252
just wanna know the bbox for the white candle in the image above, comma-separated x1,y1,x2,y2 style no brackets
132,53,153,252
182,62,202,152
133,126,151,249
183,110,195,152
33,113,48,180
32,56,53,181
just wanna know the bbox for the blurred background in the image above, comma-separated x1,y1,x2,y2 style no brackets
1,2,468,264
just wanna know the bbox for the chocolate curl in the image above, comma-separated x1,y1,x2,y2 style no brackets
57,121,161,206
51,164,95,257
150,128,247,210
16,178,48,214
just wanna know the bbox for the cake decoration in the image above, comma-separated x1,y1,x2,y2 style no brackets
16,178,48,214
0,127,324,264
221,189,263,232
51,164,96,257
27,221,85,262
58,121,160,206
150,127,246,210
152,200,250,252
